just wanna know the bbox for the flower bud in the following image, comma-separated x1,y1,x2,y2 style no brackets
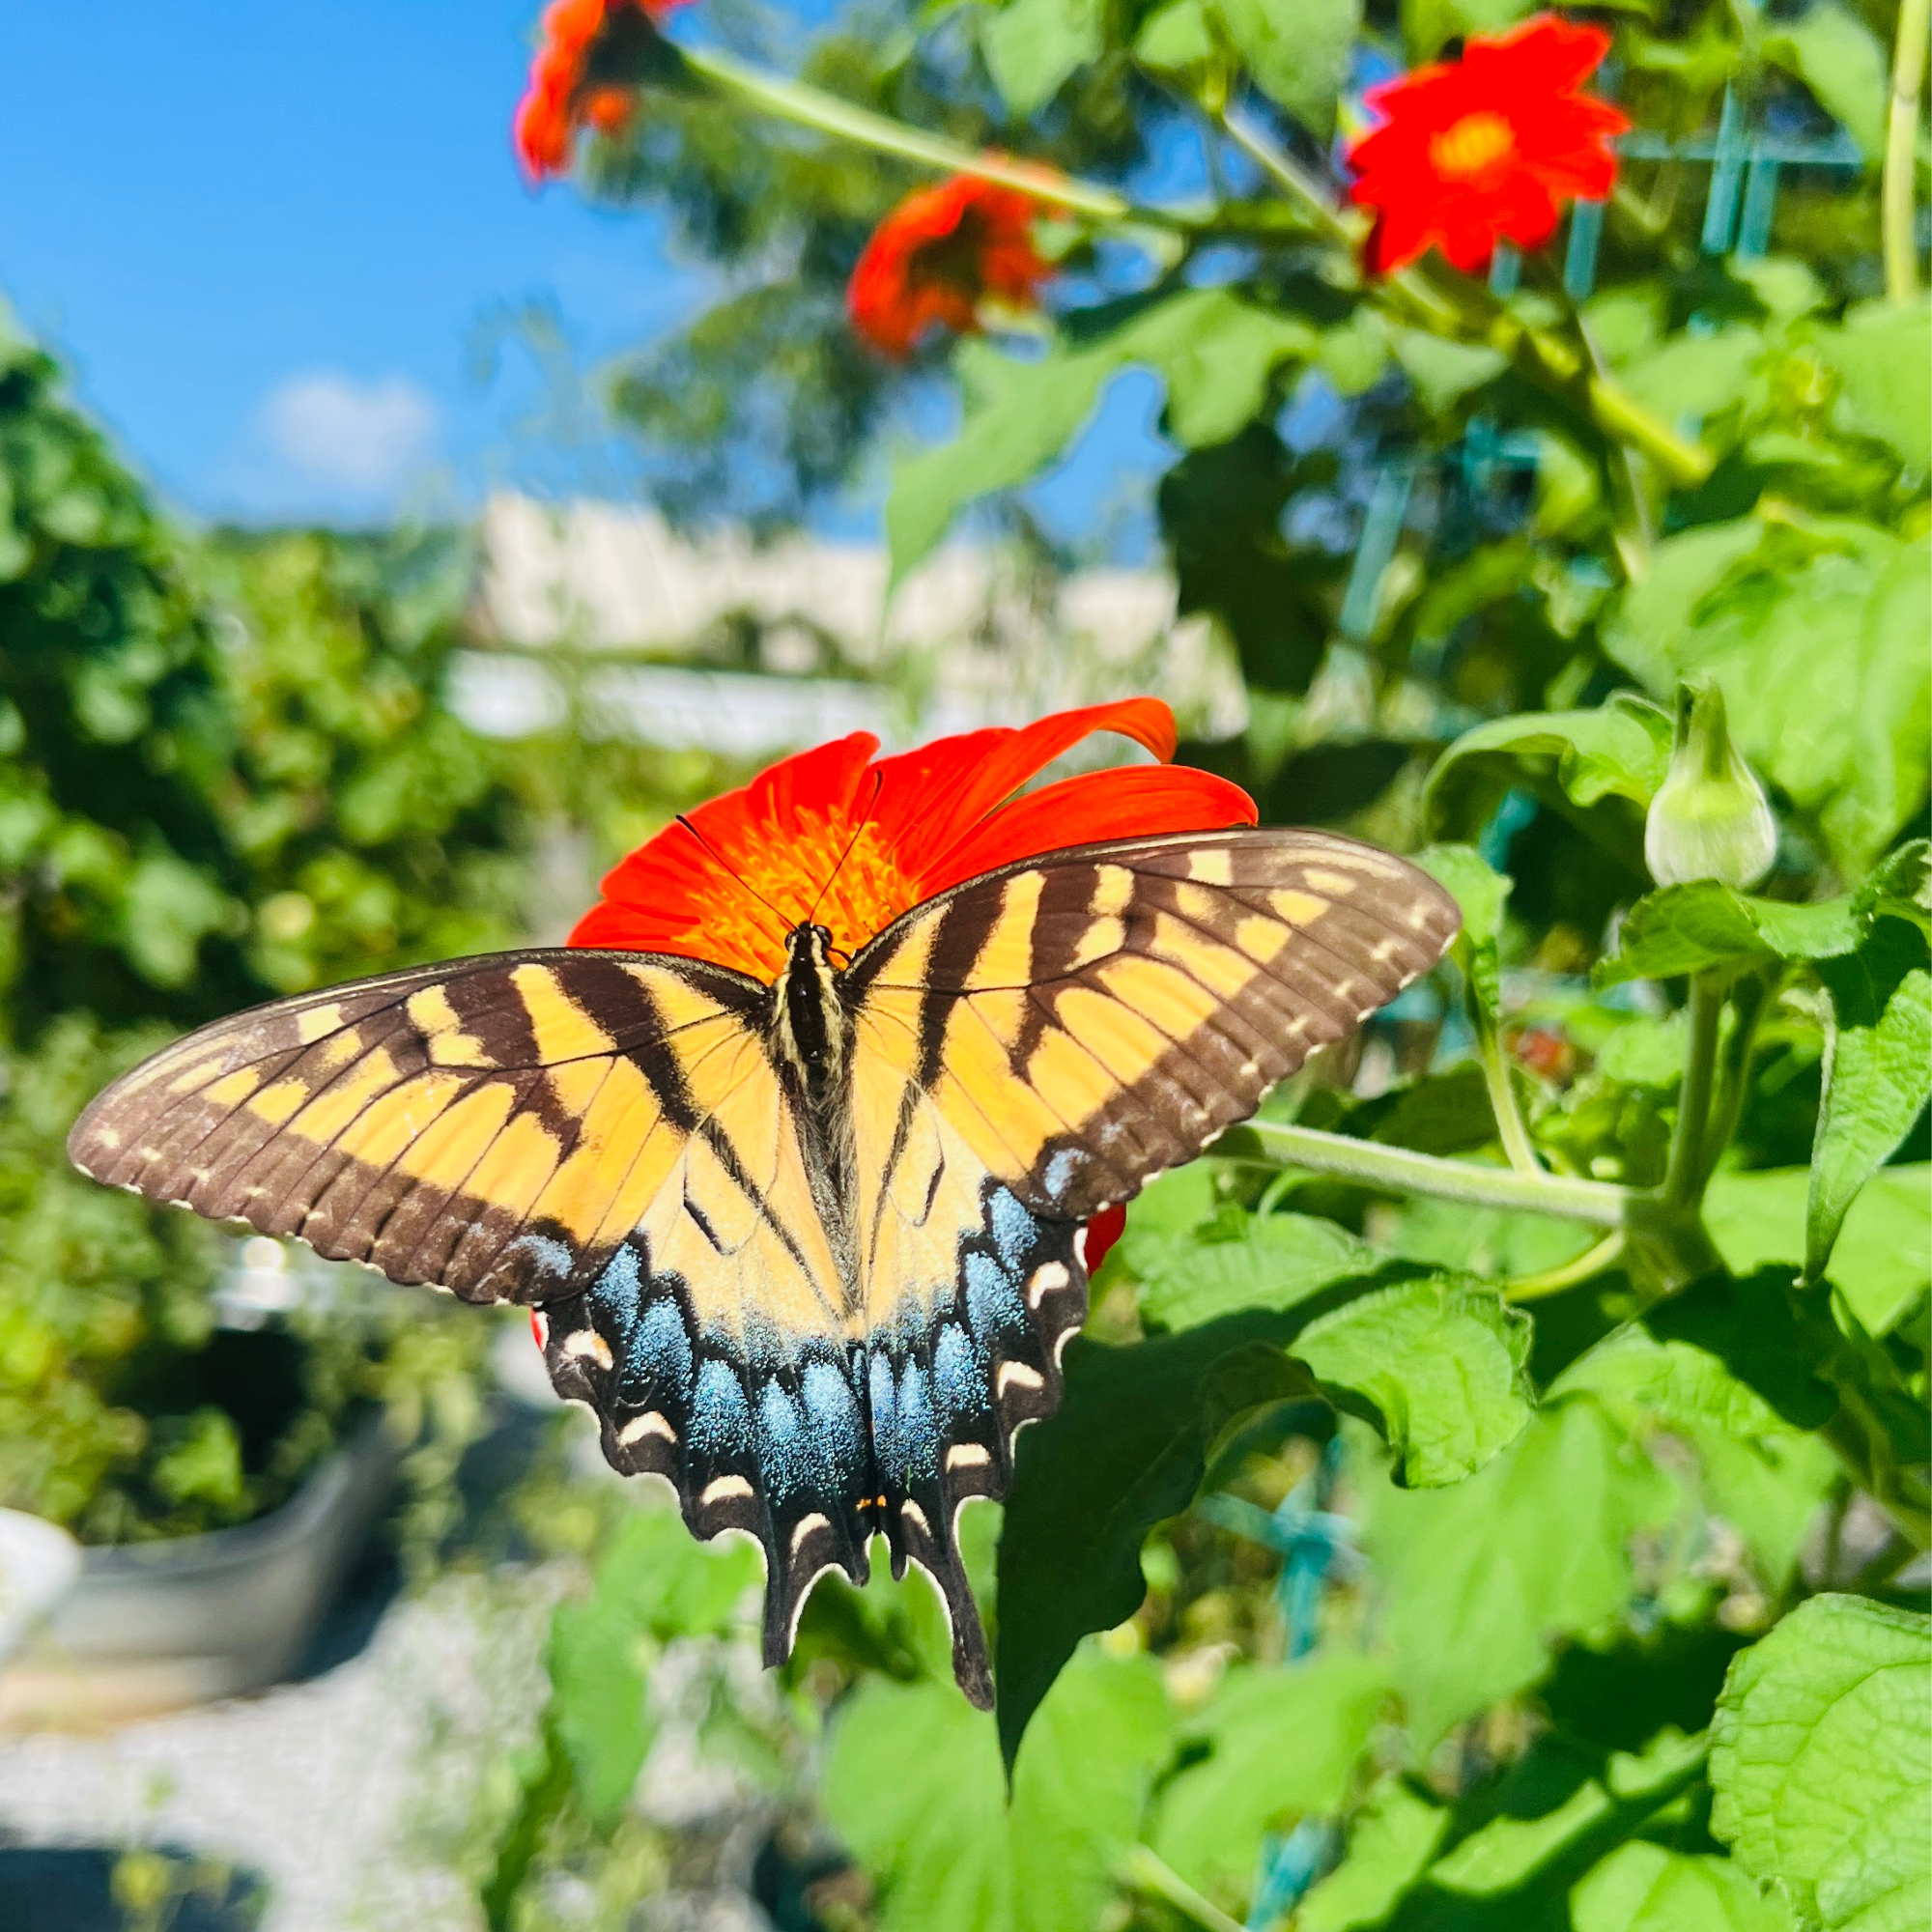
1644,679,1777,890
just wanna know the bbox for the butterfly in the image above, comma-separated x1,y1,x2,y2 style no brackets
69,825,1458,1705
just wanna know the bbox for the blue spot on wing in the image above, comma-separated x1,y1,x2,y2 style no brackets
801,1360,865,1470
756,1380,809,1502
624,1294,693,1404
989,1188,1035,1270
691,1359,753,1460
964,1250,1026,1354
932,1325,980,1427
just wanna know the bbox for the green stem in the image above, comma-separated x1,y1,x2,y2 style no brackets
1121,1847,1248,1932
1884,0,1929,301
1695,969,1770,1195
1471,997,1544,1178
682,46,1181,229
1214,103,1360,247
1239,1120,1631,1226
1506,1230,1628,1300
1663,974,1724,1213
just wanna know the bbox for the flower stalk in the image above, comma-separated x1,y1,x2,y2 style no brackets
1884,0,1929,302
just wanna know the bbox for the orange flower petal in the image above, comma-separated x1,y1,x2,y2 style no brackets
568,699,1253,980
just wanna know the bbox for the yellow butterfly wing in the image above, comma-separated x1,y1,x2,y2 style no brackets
836,826,1459,1694
67,950,874,1666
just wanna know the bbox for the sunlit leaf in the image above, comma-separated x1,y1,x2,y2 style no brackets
1712,1595,1932,1930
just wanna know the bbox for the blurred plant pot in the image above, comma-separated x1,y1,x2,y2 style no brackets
0,1512,83,1667
0,1411,397,1729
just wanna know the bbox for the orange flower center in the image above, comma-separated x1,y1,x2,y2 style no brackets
667,810,922,980
1428,110,1517,183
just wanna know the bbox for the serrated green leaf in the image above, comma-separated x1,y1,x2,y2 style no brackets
1388,327,1509,413
995,1316,1320,1768
1711,1595,1932,1930
1594,881,1864,986
1763,2,1889,161
1295,1275,1534,1487
982,0,1104,118
1125,1209,1378,1331
1362,1396,1679,1746
1151,1657,1393,1905
1571,1842,1795,1931
1808,920,1932,1284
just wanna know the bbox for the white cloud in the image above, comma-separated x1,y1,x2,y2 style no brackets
257,372,438,494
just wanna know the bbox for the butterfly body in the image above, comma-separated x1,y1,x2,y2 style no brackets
68,826,1459,1705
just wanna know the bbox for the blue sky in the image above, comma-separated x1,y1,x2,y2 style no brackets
0,0,1174,541
0,0,706,524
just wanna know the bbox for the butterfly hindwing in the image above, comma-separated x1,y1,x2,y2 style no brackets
844,826,1461,1221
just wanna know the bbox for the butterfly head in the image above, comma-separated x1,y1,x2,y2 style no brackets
777,921,848,1098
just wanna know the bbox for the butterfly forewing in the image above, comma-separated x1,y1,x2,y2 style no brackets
843,826,1461,1221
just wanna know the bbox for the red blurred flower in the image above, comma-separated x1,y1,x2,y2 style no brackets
1082,1203,1128,1275
513,0,686,182
1345,14,1629,276
571,698,1257,981
848,175,1057,358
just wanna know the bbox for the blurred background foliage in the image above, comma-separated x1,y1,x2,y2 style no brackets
0,0,1926,1923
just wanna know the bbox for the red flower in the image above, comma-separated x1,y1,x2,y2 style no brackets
847,175,1057,358
1345,14,1629,276
571,698,1257,981
513,0,686,182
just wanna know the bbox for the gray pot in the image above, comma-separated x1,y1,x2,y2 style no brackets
0,1412,397,1727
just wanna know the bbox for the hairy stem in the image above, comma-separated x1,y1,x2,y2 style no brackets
1238,1120,1631,1226
1884,0,1929,301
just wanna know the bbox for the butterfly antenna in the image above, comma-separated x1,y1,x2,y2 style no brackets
673,814,793,933
806,770,885,926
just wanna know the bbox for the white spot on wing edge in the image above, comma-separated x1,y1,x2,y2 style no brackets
996,1360,1044,1398
788,1511,832,1556
700,1473,754,1508
562,1329,612,1369
1026,1261,1070,1309
618,1410,676,1446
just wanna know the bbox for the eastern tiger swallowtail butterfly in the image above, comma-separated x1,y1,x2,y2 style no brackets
69,824,1457,1704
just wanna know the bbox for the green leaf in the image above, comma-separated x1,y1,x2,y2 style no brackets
1604,520,1932,878
1151,1657,1393,1905
1711,1594,1932,1930
1381,1195,1600,1279
1808,919,1932,1284
1388,327,1508,412
1133,0,1216,72
1557,1318,1837,1585
1211,0,1360,132
1763,2,1889,161
1402,0,1533,59
887,339,1111,582
1810,300,1932,469
1418,842,1511,1020
1156,298,1318,448
1361,1396,1678,1746
823,1648,1172,1932
1294,1275,1534,1487
1124,1209,1378,1332
1424,696,1674,854
1009,1649,1173,1932
823,1678,1010,1932
547,1508,759,1822
1594,881,1864,987
995,1316,1319,1768
1296,1777,1449,1932
1707,1165,1931,1337
887,293,1312,580
981,0,1104,118
1571,1842,1795,1932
